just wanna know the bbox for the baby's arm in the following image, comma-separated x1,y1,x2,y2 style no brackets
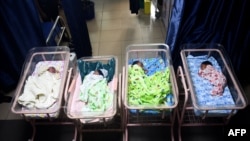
198,69,205,77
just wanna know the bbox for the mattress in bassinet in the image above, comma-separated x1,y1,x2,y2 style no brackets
186,55,235,116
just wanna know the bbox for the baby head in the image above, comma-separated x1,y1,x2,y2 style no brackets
47,66,59,73
94,69,108,78
200,61,213,70
132,60,144,68
132,60,147,73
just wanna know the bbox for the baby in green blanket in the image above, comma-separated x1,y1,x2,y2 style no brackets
79,69,113,112
128,61,171,106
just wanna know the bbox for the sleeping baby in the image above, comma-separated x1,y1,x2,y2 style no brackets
79,69,113,112
198,61,227,96
128,61,171,106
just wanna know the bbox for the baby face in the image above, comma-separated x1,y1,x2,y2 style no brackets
47,67,58,73
93,70,105,77
200,64,207,70
136,61,144,68
93,70,101,75
135,61,148,74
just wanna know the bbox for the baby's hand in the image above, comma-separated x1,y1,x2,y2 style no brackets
198,70,202,76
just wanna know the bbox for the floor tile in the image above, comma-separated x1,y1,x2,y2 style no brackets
101,19,122,30
142,38,165,44
121,18,141,29
98,41,122,56
123,28,143,41
100,29,125,42
89,31,100,43
91,42,99,56
138,16,164,28
141,26,164,40
102,11,122,20
121,40,144,55
94,4,103,13
92,11,103,21
87,19,102,32
103,3,122,11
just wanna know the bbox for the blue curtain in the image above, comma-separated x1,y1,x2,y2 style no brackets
166,0,250,86
0,0,46,92
61,0,92,58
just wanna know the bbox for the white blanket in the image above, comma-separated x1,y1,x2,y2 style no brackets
18,70,61,109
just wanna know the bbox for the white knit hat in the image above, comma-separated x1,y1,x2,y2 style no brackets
99,69,108,78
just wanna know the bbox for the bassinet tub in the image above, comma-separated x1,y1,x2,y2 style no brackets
66,56,118,123
180,43,247,116
11,46,71,118
124,43,178,111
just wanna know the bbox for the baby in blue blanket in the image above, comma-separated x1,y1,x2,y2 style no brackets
198,61,227,96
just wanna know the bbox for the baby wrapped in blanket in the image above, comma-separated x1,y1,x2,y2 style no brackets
128,61,171,106
79,69,113,112
198,61,227,96
18,66,61,109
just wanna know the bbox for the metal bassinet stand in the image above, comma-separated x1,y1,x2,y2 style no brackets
122,43,179,141
176,44,248,141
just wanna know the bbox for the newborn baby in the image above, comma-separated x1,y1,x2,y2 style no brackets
198,61,227,96
79,68,113,112
132,60,147,73
128,60,171,106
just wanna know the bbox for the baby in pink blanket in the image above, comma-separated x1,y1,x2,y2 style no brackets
198,61,227,96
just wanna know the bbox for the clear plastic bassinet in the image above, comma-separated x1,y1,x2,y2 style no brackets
65,56,118,120
124,43,178,110
11,46,71,118
122,43,178,141
180,43,247,114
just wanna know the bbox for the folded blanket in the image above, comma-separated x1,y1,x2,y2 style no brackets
128,64,171,106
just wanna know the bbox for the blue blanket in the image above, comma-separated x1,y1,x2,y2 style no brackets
186,55,235,116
